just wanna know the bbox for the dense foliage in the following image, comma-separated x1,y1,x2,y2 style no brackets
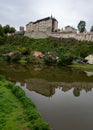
0,34,93,65
0,24,16,46
77,21,86,33
3,25,16,34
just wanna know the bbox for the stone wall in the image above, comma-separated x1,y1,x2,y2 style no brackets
25,17,93,41
50,32,93,41
25,31,49,39
25,17,58,38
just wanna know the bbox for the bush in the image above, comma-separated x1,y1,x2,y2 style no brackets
0,116,6,129
11,51,21,62
4,55,11,62
44,54,57,65
32,119,50,130
5,82,25,99
19,47,30,55
25,109,40,120
58,54,73,66
5,81,14,89
5,81,36,109
0,75,5,81
0,36,5,45
21,96,36,108
12,86,25,99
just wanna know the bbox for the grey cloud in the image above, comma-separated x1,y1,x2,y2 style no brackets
0,0,93,31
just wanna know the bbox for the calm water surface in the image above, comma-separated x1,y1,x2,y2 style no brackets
0,62,93,130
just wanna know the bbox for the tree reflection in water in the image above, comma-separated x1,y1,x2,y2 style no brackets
0,62,93,97
25,78,93,97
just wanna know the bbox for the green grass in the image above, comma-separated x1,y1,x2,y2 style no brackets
0,76,50,130
70,63,93,71
0,81,30,130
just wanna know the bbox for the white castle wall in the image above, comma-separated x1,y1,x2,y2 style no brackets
50,32,93,42
25,17,93,41
25,17,58,39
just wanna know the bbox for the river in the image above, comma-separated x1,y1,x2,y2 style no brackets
0,62,93,130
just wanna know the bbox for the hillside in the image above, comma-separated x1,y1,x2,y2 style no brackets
0,35,93,65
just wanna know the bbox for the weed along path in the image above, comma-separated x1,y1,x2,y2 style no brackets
0,76,50,130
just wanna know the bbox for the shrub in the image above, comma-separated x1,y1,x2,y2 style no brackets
19,47,30,55
0,36,5,45
12,85,25,99
0,75,5,81
0,117,6,129
58,54,73,66
44,54,57,65
32,119,50,130
5,81,14,89
4,55,11,62
25,109,40,120
11,51,21,62
21,96,36,108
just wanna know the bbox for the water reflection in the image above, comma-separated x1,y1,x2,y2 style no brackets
84,70,93,77
0,62,93,97
0,62,93,83
16,78,93,97
1,62,93,130
20,81,93,130
25,79,55,97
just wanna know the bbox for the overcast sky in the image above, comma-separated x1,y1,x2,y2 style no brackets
0,0,93,31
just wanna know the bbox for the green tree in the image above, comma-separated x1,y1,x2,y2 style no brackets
3,25,11,34
0,24,4,37
57,53,73,66
0,24,5,45
73,88,80,97
10,27,16,33
90,26,93,32
77,21,86,33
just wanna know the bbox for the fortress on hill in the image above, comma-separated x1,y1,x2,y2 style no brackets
25,16,93,41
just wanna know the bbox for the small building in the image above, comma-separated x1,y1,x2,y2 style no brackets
19,26,24,31
85,54,93,64
15,26,25,35
64,26,77,33
33,51,44,57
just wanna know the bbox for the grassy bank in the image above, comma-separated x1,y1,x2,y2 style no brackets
70,63,93,71
0,75,50,130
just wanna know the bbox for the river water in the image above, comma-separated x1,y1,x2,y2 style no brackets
0,62,93,130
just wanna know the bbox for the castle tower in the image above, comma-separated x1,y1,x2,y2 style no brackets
25,16,58,38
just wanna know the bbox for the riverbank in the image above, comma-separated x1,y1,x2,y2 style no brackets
0,75,50,130
70,63,93,71
1,35,93,66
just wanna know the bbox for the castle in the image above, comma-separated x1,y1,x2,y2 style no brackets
25,16,93,41
25,16,58,39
